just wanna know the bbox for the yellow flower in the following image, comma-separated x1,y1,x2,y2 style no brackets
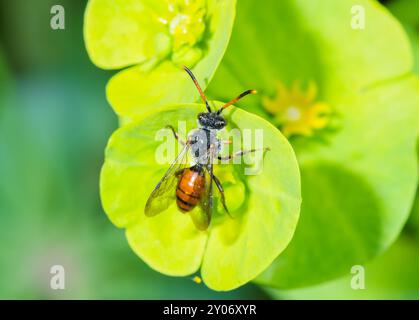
159,0,206,51
262,81,332,137
157,0,207,64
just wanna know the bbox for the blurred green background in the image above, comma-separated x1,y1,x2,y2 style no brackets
0,0,417,299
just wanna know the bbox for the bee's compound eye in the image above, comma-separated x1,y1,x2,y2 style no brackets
215,117,227,129
198,113,207,126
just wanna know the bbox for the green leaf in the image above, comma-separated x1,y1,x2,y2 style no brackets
387,0,419,238
408,192,419,233
268,234,419,299
405,141,419,232
100,104,301,290
84,0,168,70
207,0,419,288
387,0,419,76
208,0,412,109
84,0,237,117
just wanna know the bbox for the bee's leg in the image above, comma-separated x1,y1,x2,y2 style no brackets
212,174,231,217
166,125,186,146
217,147,270,160
222,140,232,145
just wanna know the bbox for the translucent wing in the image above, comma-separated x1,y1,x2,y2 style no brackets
189,154,214,231
145,144,190,216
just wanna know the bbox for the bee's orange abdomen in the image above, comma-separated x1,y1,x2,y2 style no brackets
176,168,205,212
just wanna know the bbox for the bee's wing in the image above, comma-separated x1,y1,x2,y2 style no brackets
189,158,214,231
144,144,190,217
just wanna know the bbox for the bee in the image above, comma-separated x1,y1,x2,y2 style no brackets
144,66,269,230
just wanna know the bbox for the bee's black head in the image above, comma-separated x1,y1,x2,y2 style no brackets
198,112,227,130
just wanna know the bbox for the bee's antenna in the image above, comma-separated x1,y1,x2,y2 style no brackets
183,66,212,113
217,89,257,114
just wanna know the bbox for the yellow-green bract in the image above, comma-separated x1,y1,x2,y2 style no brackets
269,234,419,299
388,0,419,234
84,0,237,118
388,0,419,75
208,0,419,288
100,104,301,290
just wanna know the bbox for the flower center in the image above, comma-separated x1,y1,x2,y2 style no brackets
286,106,302,121
158,0,207,65
262,81,332,138
169,13,194,35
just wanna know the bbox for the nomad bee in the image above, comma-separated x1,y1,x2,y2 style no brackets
145,66,268,230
